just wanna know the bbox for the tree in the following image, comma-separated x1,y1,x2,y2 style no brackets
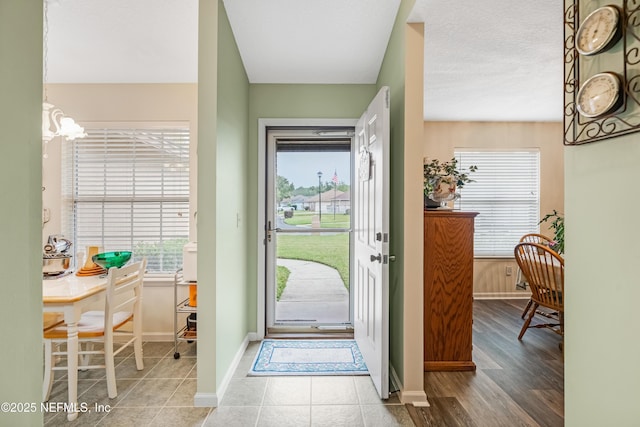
276,175,295,203
337,182,349,192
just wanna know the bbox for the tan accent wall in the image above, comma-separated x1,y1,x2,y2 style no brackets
423,121,564,298
400,22,427,403
41,83,198,339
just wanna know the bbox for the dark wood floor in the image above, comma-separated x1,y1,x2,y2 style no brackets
408,299,564,427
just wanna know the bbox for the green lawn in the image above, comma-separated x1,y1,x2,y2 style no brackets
276,265,290,301
283,211,350,229
277,233,349,290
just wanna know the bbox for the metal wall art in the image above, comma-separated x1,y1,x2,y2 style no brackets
564,0,640,145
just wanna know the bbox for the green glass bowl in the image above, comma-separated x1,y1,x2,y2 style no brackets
92,251,132,269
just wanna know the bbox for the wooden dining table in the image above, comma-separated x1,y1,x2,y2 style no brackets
42,273,108,421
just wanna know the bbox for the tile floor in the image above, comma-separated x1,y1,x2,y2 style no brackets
44,340,415,426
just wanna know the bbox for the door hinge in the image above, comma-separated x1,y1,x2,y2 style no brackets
375,232,389,242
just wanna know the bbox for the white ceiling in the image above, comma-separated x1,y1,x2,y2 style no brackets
222,0,401,84
45,0,198,83
409,0,564,122
46,0,564,122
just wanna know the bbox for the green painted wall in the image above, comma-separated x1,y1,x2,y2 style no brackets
196,0,218,398
246,84,377,328
249,85,377,119
564,1,640,424
197,0,253,397
375,0,415,384
558,0,640,423
565,136,640,425
0,1,44,425
215,0,251,388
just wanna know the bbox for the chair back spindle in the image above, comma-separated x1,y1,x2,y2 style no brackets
514,242,564,340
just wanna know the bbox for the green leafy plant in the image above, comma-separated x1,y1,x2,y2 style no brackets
423,157,477,197
133,238,189,273
539,210,564,254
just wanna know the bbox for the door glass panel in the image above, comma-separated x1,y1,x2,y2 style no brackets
275,233,350,324
268,138,352,328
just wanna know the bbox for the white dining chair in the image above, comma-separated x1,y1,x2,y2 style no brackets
43,258,146,401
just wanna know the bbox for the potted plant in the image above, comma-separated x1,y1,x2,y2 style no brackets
423,157,477,209
539,210,564,254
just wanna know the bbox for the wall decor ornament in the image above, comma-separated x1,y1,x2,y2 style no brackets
575,5,623,56
564,0,640,145
576,71,624,118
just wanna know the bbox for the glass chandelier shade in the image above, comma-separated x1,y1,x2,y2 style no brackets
42,0,86,148
42,101,86,143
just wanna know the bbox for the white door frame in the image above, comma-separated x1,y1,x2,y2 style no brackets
256,118,358,339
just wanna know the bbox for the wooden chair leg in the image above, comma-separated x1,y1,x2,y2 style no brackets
518,303,539,340
521,299,533,319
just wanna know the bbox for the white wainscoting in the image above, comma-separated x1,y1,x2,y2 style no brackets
473,259,531,300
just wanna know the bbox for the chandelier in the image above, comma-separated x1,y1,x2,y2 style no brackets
42,0,85,156
42,102,86,143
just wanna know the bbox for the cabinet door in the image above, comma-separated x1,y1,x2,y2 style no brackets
424,212,476,370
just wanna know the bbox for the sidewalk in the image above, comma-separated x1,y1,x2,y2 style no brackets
276,258,349,324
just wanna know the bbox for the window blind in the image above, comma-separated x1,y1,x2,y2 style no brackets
454,150,540,257
63,127,190,274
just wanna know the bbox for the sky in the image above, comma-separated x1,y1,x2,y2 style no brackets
277,152,351,188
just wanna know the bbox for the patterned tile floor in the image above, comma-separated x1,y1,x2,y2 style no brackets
44,341,414,426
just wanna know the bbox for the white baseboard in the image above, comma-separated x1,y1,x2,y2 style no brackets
194,392,218,407
215,335,251,405
473,292,531,300
389,363,429,406
389,363,402,394
408,395,431,407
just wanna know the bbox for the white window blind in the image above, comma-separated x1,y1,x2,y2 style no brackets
63,127,190,274
454,150,540,257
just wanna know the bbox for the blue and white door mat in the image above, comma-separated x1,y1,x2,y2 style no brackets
249,339,369,376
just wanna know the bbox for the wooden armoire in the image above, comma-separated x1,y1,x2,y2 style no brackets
423,210,478,371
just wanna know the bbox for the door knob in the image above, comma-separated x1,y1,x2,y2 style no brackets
370,253,382,263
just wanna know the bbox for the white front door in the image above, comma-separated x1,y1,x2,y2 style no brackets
353,86,390,399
